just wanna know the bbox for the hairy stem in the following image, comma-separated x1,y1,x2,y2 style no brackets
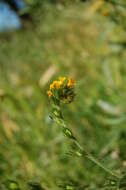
74,139,120,179
54,105,120,180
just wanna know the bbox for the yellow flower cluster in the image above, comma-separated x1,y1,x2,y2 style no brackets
50,77,66,90
47,76,75,98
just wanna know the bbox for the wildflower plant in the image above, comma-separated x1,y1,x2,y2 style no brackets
47,77,76,140
47,76,126,189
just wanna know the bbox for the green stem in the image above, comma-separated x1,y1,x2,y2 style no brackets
86,152,119,179
74,140,120,179
54,105,120,180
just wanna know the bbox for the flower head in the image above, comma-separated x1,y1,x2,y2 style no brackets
47,76,76,103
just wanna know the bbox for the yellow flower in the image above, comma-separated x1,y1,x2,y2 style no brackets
50,80,63,90
67,77,75,87
47,90,53,97
59,77,66,83
50,80,57,90
50,83,55,90
55,81,62,89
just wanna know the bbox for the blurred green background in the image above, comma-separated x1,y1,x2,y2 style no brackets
0,0,126,189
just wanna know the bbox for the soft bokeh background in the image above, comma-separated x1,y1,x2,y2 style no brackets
0,0,126,189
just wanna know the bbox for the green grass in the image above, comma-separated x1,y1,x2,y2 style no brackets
0,1,126,189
